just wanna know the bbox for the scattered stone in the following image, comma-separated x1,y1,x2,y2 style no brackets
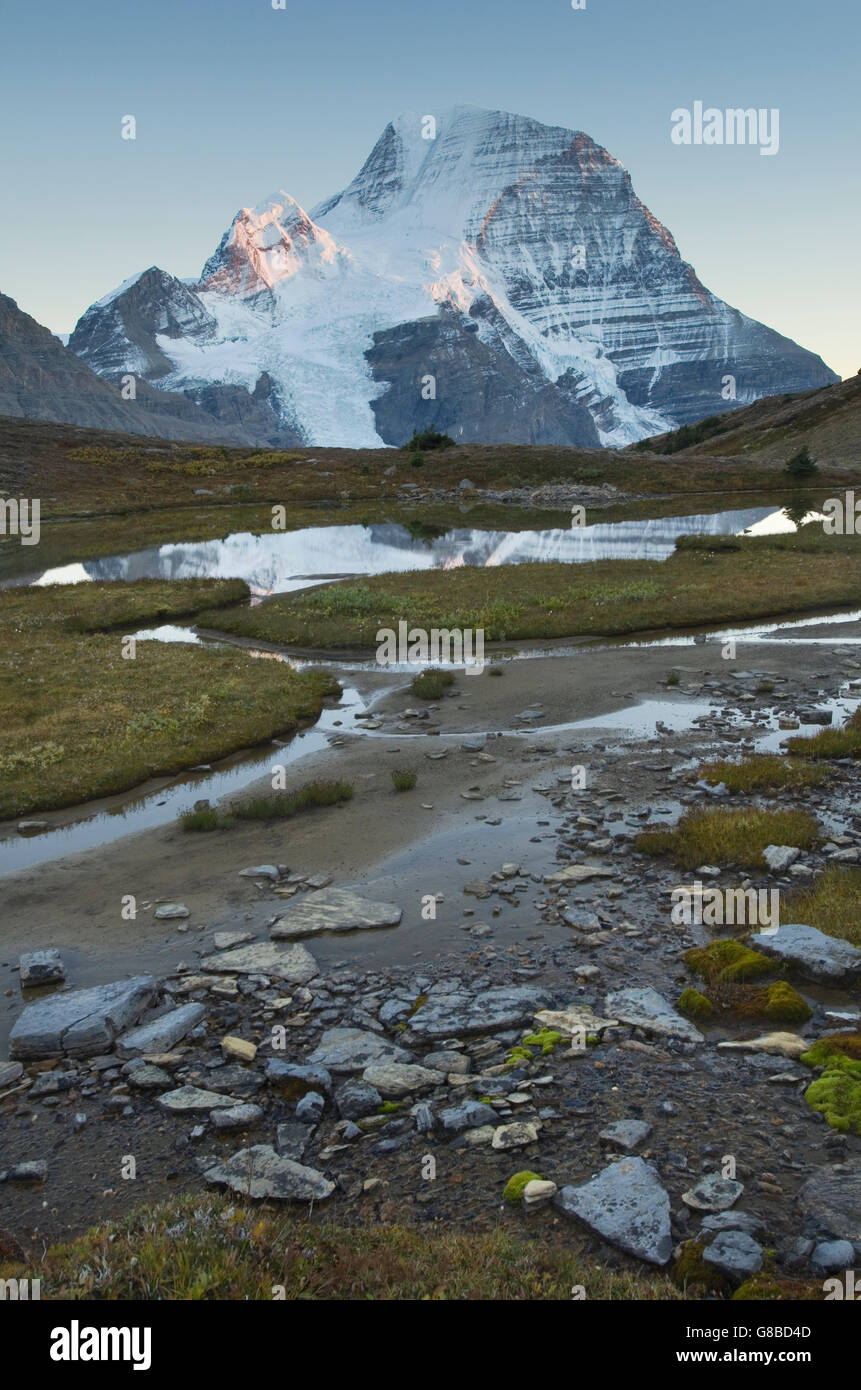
440,1101,499,1132
717,1032,809,1059
212,931,254,951
238,865,280,880
599,1119,653,1152
154,904,190,920
554,1157,672,1266
797,1162,861,1242
19,950,65,987
700,1211,764,1236
221,1036,257,1064
682,1174,744,1212
406,985,552,1040
750,923,861,986
545,864,615,885
0,1160,48,1184
702,1231,763,1281
810,1240,855,1274
362,1062,444,1098
272,888,402,938
523,1179,557,1209
116,1003,205,1058
491,1122,539,1150
199,942,318,984
334,1079,382,1119
424,1050,470,1074
762,845,800,873
157,1086,242,1114
0,1062,24,1090
266,1060,333,1093
606,987,703,1043
204,1145,334,1202
210,1104,264,1130
307,1028,414,1074
295,1091,325,1123
9,976,156,1060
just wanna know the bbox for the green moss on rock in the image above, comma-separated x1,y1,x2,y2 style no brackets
521,1029,564,1056
804,1065,861,1134
684,938,773,985
801,1032,861,1066
678,988,715,1021
503,1171,544,1203
673,1241,729,1295
735,981,812,1023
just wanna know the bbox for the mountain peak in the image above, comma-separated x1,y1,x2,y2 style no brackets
68,105,838,449
200,193,339,295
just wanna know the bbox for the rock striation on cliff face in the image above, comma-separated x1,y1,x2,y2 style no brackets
68,105,837,448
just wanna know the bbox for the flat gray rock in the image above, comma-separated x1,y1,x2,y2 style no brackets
702,1231,763,1281
307,1027,414,1074
238,865,280,880
406,985,553,1040
701,1211,764,1236
683,1173,744,1212
205,1144,334,1202
154,903,190,920
271,888,402,938
811,1240,855,1274
19,950,65,987
9,976,156,1060
439,1100,498,1132
545,864,615,885
599,1119,653,1152
750,922,861,985
554,1157,673,1266
333,1078,381,1119
0,1061,25,1089
362,1062,444,1098
797,1162,861,1242
266,1060,333,1093
157,1085,241,1113
210,1104,264,1130
762,844,800,873
198,942,318,984
116,1002,205,1057
605,987,704,1043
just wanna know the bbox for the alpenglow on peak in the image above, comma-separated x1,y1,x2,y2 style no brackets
69,105,837,449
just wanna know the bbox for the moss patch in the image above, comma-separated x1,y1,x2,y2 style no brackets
503,1171,545,1203
678,988,716,1021
673,1241,729,1296
734,982,813,1024
801,1032,861,1066
684,939,774,985
804,1062,861,1134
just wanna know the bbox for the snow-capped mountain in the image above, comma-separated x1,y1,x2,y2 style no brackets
68,106,838,448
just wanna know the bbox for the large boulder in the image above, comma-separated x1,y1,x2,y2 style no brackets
749,923,861,986
9,976,156,1059
554,1157,673,1266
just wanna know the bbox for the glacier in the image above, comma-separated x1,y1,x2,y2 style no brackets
68,105,838,449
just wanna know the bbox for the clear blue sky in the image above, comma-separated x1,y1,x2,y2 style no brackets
0,0,857,377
